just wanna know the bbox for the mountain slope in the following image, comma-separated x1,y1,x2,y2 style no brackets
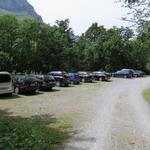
0,0,42,22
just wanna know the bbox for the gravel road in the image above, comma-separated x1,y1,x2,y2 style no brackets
1,77,150,150
63,77,150,150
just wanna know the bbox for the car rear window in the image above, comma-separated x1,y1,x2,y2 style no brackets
25,77,37,82
45,76,55,80
0,74,11,83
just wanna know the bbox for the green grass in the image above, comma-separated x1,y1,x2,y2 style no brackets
0,110,70,150
143,88,150,103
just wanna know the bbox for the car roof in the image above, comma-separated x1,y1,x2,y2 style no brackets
35,75,44,77
50,71,67,74
93,71,103,73
0,71,11,75
14,75,36,78
78,71,87,73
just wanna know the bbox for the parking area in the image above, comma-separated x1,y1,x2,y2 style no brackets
1,77,150,149
0,81,104,127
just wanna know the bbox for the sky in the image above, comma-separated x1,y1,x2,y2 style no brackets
28,0,131,35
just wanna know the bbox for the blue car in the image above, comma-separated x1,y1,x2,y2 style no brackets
68,73,80,85
112,69,134,78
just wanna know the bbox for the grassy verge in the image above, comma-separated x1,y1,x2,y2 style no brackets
143,88,150,103
0,110,70,150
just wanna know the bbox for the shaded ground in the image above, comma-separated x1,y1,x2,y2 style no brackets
0,82,102,128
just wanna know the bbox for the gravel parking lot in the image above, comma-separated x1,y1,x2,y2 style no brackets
1,77,150,150
0,81,102,128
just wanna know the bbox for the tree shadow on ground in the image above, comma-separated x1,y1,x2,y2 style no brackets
0,94,21,100
40,88,61,93
60,129,96,150
60,85,75,88
0,109,71,150
22,92,44,96
103,79,113,82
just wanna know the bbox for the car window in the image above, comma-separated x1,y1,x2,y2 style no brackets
25,77,37,82
0,74,11,83
45,75,55,80
122,70,129,73
51,73,62,76
36,77,43,80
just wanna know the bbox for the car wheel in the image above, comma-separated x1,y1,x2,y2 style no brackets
7,93,12,96
35,89,39,93
56,81,61,87
101,77,104,81
49,87,52,90
124,75,127,78
14,87,19,94
82,78,85,82
65,83,69,87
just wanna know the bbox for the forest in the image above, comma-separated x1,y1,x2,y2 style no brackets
0,14,150,73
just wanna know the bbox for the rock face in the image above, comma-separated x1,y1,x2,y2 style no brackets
0,0,43,22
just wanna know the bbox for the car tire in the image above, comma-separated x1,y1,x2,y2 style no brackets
35,89,39,93
56,81,61,87
101,77,104,81
124,75,127,78
82,78,85,82
65,83,69,87
14,87,20,94
7,93,12,96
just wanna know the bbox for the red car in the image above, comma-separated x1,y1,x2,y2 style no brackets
13,76,39,94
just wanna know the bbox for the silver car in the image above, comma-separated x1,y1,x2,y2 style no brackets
0,72,13,95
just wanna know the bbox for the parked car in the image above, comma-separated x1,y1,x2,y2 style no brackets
34,75,56,90
48,71,70,87
78,71,93,82
135,70,145,77
130,69,138,77
112,69,134,78
93,71,111,81
68,73,80,85
13,76,39,94
0,72,13,96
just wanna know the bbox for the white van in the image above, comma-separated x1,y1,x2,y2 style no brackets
0,72,13,95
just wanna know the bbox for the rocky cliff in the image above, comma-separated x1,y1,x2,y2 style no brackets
0,0,42,22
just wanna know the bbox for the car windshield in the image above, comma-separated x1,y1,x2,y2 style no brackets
15,76,37,82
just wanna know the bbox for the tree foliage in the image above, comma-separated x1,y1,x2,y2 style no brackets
120,0,150,25
0,14,150,73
